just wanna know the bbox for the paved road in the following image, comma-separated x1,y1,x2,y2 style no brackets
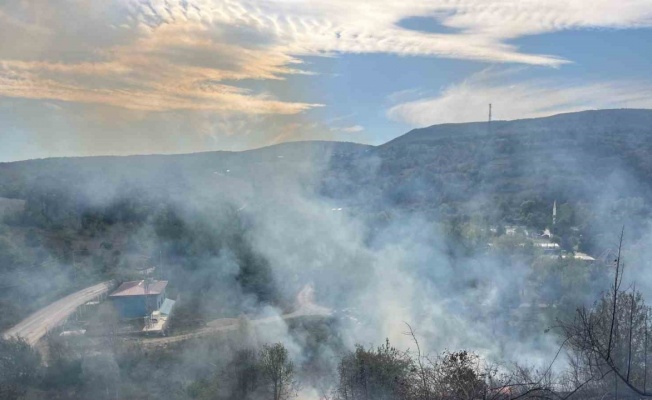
3,281,113,345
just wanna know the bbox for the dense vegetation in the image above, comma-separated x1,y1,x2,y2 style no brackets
1,109,652,398
1,109,650,331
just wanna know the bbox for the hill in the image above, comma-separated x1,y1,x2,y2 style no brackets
0,109,651,329
331,109,652,227
1,109,651,232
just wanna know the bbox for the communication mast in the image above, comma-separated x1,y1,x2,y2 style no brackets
488,103,492,133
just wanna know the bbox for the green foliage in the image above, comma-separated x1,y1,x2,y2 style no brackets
259,343,296,400
0,337,41,400
428,351,487,399
169,294,205,331
43,333,82,388
155,205,279,314
519,199,550,229
334,342,504,400
336,339,414,400
224,349,260,400
0,236,25,270
187,377,220,400
80,353,120,400
187,342,296,400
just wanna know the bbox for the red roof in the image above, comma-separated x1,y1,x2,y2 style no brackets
110,280,168,297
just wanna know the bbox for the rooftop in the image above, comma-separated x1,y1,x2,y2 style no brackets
109,280,168,297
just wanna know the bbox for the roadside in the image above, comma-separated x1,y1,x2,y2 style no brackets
2,280,113,345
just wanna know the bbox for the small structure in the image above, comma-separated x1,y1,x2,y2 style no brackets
109,280,168,319
142,298,176,335
561,252,596,262
573,252,596,262
531,238,561,256
59,329,86,337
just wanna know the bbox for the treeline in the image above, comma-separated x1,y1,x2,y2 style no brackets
154,203,280,323
188,343,296,400
0,182,280,327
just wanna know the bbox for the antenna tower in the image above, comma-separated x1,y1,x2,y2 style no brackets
488,103,493,133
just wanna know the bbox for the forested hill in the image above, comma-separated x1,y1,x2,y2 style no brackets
329,109,652,227
0,108,651,331
1,109,652,238
387,109,652,145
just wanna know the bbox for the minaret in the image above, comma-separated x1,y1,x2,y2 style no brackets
552,200,557,226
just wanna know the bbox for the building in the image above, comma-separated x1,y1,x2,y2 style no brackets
109,280,168,319
142,298,176,335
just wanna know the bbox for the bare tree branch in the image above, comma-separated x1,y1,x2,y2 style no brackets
607,226,625,361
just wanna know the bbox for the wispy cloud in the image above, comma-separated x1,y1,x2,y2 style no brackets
2,0,652,114
332,125,364,133
0,3,318,114
341,125,364,133
387,68,652,126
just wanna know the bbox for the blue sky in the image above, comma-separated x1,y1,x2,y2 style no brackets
1,1,652,161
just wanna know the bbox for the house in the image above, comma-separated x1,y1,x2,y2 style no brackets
109,280,168,319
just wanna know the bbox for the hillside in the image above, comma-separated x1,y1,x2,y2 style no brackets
1,109,651,398
0,109,651,329
1,109,651,230
331,109,652,226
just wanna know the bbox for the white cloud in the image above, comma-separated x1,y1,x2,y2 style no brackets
386,69,652,127
339,125,364,133
2,0,652,115
127,0,652,65
1,0,652,131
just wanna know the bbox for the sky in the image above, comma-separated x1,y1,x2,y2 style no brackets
1,0,652,161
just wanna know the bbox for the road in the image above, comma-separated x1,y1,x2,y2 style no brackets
141,283,331,347
3,280,330,348
141,302,331,347
2,281,113,345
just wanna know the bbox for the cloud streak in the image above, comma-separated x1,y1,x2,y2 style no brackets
1,0,652,114
0,9,318,114
387,69,652,126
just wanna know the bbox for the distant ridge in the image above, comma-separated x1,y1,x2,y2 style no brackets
1,108,652,227
385,109,652,146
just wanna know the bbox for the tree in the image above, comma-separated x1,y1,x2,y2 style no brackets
259,343,297,400
81,353,120,400
335,339,414,400
43,332,82,388
560,228,652,397
0,337,41,400
187,376,221,400
227,348,261,400
428,351,487,400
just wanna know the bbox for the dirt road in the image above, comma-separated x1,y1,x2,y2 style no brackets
141,283,331,347
141,304,332,347
2,281,113,345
